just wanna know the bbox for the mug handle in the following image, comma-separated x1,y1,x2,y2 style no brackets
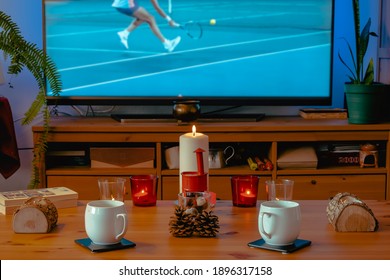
259,212,272,239
224,146,235,165
115,213,128,240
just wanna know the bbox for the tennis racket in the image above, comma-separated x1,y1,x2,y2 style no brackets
175,21,203,39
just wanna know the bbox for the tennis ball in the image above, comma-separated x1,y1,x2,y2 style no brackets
210,19,216,25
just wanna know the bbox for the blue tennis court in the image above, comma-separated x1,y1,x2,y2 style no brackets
45,0,333,98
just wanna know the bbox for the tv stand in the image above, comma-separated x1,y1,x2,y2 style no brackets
111,113,265,123
32,116,390,201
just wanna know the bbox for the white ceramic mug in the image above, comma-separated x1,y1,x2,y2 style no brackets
165,146,179,169
258,200,301,246
209,146,235,168
85,200,128,245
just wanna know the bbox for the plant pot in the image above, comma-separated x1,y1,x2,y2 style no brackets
345,83,390,124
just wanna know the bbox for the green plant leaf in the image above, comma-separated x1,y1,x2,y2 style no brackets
338,51,357,82
363,58,375,85
338,1,378,85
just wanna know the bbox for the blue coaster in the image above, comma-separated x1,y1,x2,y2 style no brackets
75,238,136,253
248,238,311,254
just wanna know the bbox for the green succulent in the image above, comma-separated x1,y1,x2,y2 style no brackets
338,0,378,85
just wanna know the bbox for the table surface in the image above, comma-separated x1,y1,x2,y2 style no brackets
0,200,389,260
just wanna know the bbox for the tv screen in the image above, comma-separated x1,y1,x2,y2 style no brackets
44,0,334,107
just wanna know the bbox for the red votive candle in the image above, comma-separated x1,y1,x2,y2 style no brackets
130,175,158,206
231,175,259,207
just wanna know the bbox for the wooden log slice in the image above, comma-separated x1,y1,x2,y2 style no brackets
326,192,378,232
13,196,58,233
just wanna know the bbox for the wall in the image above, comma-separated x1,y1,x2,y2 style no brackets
0,0,43,191
0,0,381,191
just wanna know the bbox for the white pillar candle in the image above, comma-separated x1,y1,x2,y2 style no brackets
179,125,209,193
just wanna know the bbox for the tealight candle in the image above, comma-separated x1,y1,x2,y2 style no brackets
239,189,257,205
179,125,209,193
241,189,256,198
134,189,148,198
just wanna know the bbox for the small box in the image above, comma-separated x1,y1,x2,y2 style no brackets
90,147,155,168
277,146,318,169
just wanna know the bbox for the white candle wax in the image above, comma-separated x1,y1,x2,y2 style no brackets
179,125,209,193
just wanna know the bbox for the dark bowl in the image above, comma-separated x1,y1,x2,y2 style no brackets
172,100,201,122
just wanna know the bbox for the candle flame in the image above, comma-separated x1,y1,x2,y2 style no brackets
246,190,251,195
192,125,196,136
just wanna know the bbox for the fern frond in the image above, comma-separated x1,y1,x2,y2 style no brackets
1,11,62,188
22,90,46,125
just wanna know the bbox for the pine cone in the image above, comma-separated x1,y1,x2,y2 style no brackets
194,210,220,237
169,206,195,237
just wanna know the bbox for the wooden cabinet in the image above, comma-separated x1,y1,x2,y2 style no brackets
32,116,390,200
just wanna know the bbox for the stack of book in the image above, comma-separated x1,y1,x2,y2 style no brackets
0,187,78,215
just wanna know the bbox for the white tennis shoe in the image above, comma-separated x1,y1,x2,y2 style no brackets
117,31,128,49
164,36,181,52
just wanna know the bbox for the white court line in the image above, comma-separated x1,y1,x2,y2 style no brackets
60,43,329,93
48,47,157,55
57,30,330,72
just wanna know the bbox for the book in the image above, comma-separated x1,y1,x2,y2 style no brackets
0,199,78,215
299,109,347,119
0,187,78,207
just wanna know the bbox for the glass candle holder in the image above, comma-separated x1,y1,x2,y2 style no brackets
98,177,126,202
178,192,211,214
231,175,260,207
130,175,158,206
265,179,294,201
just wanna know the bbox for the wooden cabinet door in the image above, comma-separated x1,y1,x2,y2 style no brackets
279,175,386,200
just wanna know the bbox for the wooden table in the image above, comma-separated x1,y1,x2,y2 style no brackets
0,200,389,260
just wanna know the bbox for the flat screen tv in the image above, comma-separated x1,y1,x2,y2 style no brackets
43,0,334,109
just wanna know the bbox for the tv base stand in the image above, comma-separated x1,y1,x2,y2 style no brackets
111,113,265,123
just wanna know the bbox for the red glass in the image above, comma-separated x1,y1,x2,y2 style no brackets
181,171,208,193
130,175,158,206
231,175,259,207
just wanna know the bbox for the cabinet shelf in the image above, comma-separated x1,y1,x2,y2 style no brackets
33,116,390,200
162,166,273,176
46,167,156,176
277,167,387,175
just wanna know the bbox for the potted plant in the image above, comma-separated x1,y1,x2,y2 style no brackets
339,0,390,124
0,11,62,188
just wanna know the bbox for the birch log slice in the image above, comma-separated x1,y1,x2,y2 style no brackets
13,196,58,233
326,192,379,232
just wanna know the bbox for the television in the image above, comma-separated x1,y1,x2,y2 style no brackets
43,0,334,114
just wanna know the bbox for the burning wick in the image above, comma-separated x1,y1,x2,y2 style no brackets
192,125,196,137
